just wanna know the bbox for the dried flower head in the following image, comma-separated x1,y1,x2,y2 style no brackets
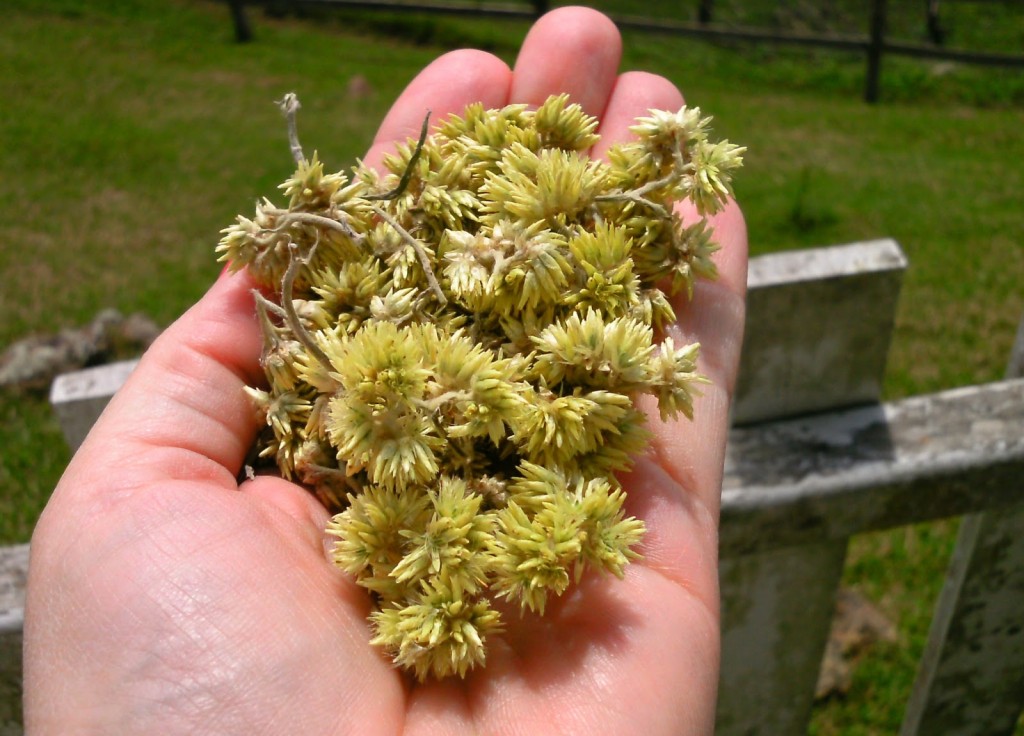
217,93,743,681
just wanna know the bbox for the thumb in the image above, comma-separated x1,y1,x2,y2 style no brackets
56,269,267,501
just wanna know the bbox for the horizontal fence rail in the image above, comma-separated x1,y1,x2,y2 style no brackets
721,378,1024,557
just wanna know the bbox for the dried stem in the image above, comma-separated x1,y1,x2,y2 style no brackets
264,208,363,244
370,204,447,305
282,243,334,372
253,290,288,347
277,93,305,164
594,170,678,217
416,389,474,411
366,111,431,201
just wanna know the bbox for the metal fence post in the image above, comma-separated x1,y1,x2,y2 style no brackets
227,0,253,43
866,0,888,103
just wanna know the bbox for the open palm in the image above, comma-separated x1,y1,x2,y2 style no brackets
24,8,747,735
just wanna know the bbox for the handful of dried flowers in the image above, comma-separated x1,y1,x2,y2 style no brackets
217,93,743,681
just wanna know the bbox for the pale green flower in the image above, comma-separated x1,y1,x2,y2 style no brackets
530,309,655,391
563,223,641,316
327,484,431,579
223,93,742,680
491,499,581,614
370,580,502,681
531,93,601,151
391,477,494,596
649,338,709,421
481,145,609,228
279,151,350,210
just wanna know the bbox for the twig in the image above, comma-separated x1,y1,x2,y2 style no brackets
263,208,364,244
282,243,333,372
253,290,288,347
277,93,305,164
416,389,474,411
594,170,678,217
366,111,431,201
370,204,447,306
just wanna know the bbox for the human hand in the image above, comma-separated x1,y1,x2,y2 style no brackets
24,7,747,735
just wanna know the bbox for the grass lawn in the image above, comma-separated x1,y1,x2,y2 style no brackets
2,0,1022,732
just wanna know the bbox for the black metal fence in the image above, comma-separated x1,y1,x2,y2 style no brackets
225,0,1024,103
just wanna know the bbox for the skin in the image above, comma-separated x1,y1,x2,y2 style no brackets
23,6,747,735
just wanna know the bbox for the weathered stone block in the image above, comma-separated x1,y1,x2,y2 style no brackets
49,359,138,452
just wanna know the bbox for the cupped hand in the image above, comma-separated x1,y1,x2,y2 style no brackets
24,7,747,735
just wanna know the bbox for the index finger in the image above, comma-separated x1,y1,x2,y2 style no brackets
362,49,512,172
599,73,747,519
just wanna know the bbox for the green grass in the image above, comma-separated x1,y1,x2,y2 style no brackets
2,1,1022,732
813,519,962,735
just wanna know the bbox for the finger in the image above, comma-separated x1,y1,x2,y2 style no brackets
596,70,748,517
363,48,512,172
646,200,748,519
575,71,740,606
597,70,748,370
624,216,745,601
586,72,747,584
509,6,622,116
592,70,684,158
55,270,267,500
671,198,749,396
